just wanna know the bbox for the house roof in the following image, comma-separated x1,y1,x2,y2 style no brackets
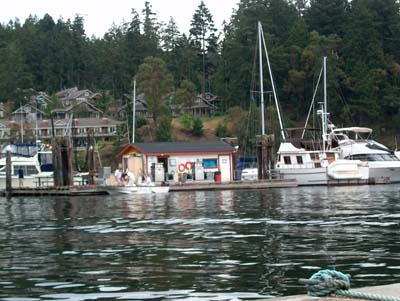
116,140,236,158
56,87,102,102
52,99,103,114
11,104,45,115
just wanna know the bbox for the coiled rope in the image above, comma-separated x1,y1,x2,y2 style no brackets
299,269,400,301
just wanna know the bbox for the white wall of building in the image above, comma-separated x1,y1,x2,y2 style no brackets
145,153,233,182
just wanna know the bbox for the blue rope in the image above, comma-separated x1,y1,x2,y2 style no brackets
299,270,400,301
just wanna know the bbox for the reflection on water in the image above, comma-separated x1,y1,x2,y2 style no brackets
0,185,400,300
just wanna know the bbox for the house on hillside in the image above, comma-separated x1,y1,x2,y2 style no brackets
56,87,102,107
11,104,45,122
0,119,12,141
115,140,237,183
189,93,219,117
115,93,149,121
29,91,51,111
52,99,103,120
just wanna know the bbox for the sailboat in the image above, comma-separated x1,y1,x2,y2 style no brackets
254,22,371,185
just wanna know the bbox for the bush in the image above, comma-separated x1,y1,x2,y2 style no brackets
192,117,203,136
216,123,229,138
179,113,194,129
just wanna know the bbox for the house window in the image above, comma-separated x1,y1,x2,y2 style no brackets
283,156,291,164
296,156,303,164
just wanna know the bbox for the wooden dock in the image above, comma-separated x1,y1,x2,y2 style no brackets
259,283,400,301
0,179,297,197
169,179,297,192
0,186,108,197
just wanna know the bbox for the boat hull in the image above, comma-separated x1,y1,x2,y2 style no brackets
277,166,369,186
104,185,170,195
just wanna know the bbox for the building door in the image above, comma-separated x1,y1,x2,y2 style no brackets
218,155,231,182
158,157,168,172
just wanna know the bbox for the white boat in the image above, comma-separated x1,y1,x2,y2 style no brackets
330,127,400,184
255,23,368,186
104,182,170,195
274,66,400,185
105,185,138,195
276,140,369,185
241,168,258,181
0,143,53,189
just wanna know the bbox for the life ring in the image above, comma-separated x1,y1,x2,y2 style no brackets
185,162,192,170
178,163,185,172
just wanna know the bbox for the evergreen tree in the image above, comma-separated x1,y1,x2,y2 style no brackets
189,1,217,94
141,1,161,56
305,0,349,36
192,117,204,136
135,56,173,128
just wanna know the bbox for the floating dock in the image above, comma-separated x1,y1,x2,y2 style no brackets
259,283,400,301
169,179,297,191
0,179,297,196
0,186,108,197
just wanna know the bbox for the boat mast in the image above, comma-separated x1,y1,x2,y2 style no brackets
258,22,286,140
258,22,265,135
20,103,24,143
322,56,328,150
132,79,136,144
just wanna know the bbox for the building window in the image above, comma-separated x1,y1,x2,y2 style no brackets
283,156,291,164
203,159,218,169
296,156,303,164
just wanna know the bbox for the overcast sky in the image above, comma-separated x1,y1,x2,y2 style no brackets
1,0,239,37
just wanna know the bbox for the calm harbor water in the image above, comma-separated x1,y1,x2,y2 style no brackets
0,185,400,300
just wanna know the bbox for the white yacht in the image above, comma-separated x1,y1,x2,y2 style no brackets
275,132,369,186
0,143,53,189
330,127,400,184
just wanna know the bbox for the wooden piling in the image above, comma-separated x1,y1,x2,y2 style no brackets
52,137,73,187
256,134,275,180
86,129,95,185
5,150,11,199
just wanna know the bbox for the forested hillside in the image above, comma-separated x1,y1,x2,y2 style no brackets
1,0,399,145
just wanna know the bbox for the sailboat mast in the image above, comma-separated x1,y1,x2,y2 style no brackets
258,22,265,135
132,79,136,144
259,22,286,140
20,103,24,143
322,56,328,146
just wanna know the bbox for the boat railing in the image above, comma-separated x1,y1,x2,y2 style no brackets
278,162,318,169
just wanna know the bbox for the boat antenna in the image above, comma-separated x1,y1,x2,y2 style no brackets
132,79,136,144
258,21,286,140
